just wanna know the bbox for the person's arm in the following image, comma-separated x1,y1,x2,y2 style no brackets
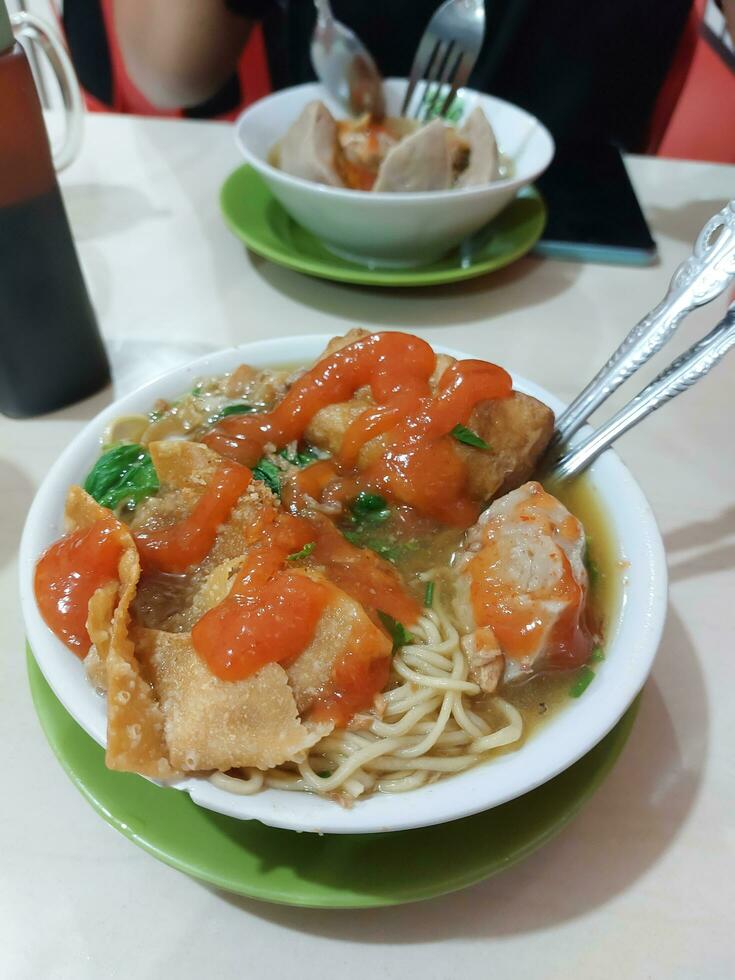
723,0,735,40
112,0,254,109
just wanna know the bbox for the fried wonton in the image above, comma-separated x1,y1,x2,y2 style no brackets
134,626,331,772
286,577,392,714
64,486,172,778
131,441,275,631
303,330,554,504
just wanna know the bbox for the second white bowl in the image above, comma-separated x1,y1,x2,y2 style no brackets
234,79,554,268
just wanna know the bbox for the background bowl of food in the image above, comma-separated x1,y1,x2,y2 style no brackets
233,78,555,267
20,332,667,836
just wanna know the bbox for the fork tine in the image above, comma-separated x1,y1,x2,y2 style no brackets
401,35,441,116
413,40,450,119
420,41,456,120
437,48,469,119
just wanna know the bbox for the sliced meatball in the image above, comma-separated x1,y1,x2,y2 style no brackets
453,481,592,683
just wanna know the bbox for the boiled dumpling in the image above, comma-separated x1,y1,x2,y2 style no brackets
455,107,499,188
279,100,343,188
452,481,592,690
373,119,452,192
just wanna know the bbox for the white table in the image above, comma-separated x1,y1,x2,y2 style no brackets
2,114,734,980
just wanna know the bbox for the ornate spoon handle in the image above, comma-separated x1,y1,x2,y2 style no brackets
551,199,735,450
547,303,735,482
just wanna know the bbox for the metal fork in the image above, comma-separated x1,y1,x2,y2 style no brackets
401,0,486,120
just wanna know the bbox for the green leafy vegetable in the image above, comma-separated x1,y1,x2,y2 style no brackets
84,443,159,510
424,580,435,608
250,444,320,497
191,384,203,397
342,530,419,564
420,85,464,123
378,611,415,652
590,646,605,664
219,403,255,417
569,666,596,698
583,541,600,588
252,458,282,496
287,541,316,561
349,491,390,525
279,445,320,467
451,423,491,450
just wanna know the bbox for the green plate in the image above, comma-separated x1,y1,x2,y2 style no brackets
28,649,639,909
219,165,546,287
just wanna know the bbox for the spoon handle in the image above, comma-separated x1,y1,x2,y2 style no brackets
547,303,735,482
313,0,333,24
551,199,735,449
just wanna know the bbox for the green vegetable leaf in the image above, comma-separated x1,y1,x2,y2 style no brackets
279,445,319,467
451,423,491,450
583,541,600,587
590,646,605,664
84,444,159,511
349,491,390,525
252,458,281,496
191,384,203,397
251,445,320,497
378,611,415,652
342,530,399,563
219,403,255,417
420,85,464,123
424,580,435,608
287,541,316,561
569,665,596,698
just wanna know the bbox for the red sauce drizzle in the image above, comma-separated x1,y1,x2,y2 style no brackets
34,516,127,657
203,332,512,527
307,512,419,626
309,629,392,728
133,461,251,574
190,515,325,680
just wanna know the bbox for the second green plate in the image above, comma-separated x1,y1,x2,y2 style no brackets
219,165,546,287
28,650,639,909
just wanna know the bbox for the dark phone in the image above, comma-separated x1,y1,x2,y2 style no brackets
533,141,657,265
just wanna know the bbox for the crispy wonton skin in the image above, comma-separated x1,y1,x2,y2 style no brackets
286,577,392,714
131,441,276,632
65,486,172,778
134,627,331,772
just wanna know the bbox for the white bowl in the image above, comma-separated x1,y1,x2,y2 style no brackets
234,79,554,268
20,335,667,835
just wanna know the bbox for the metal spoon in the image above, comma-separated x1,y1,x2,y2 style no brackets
546,302,735,483
311,0,385,118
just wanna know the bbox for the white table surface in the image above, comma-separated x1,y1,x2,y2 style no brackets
2,113,734,980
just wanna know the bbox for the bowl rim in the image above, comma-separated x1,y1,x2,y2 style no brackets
234,77,556,205
20,334,667,835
